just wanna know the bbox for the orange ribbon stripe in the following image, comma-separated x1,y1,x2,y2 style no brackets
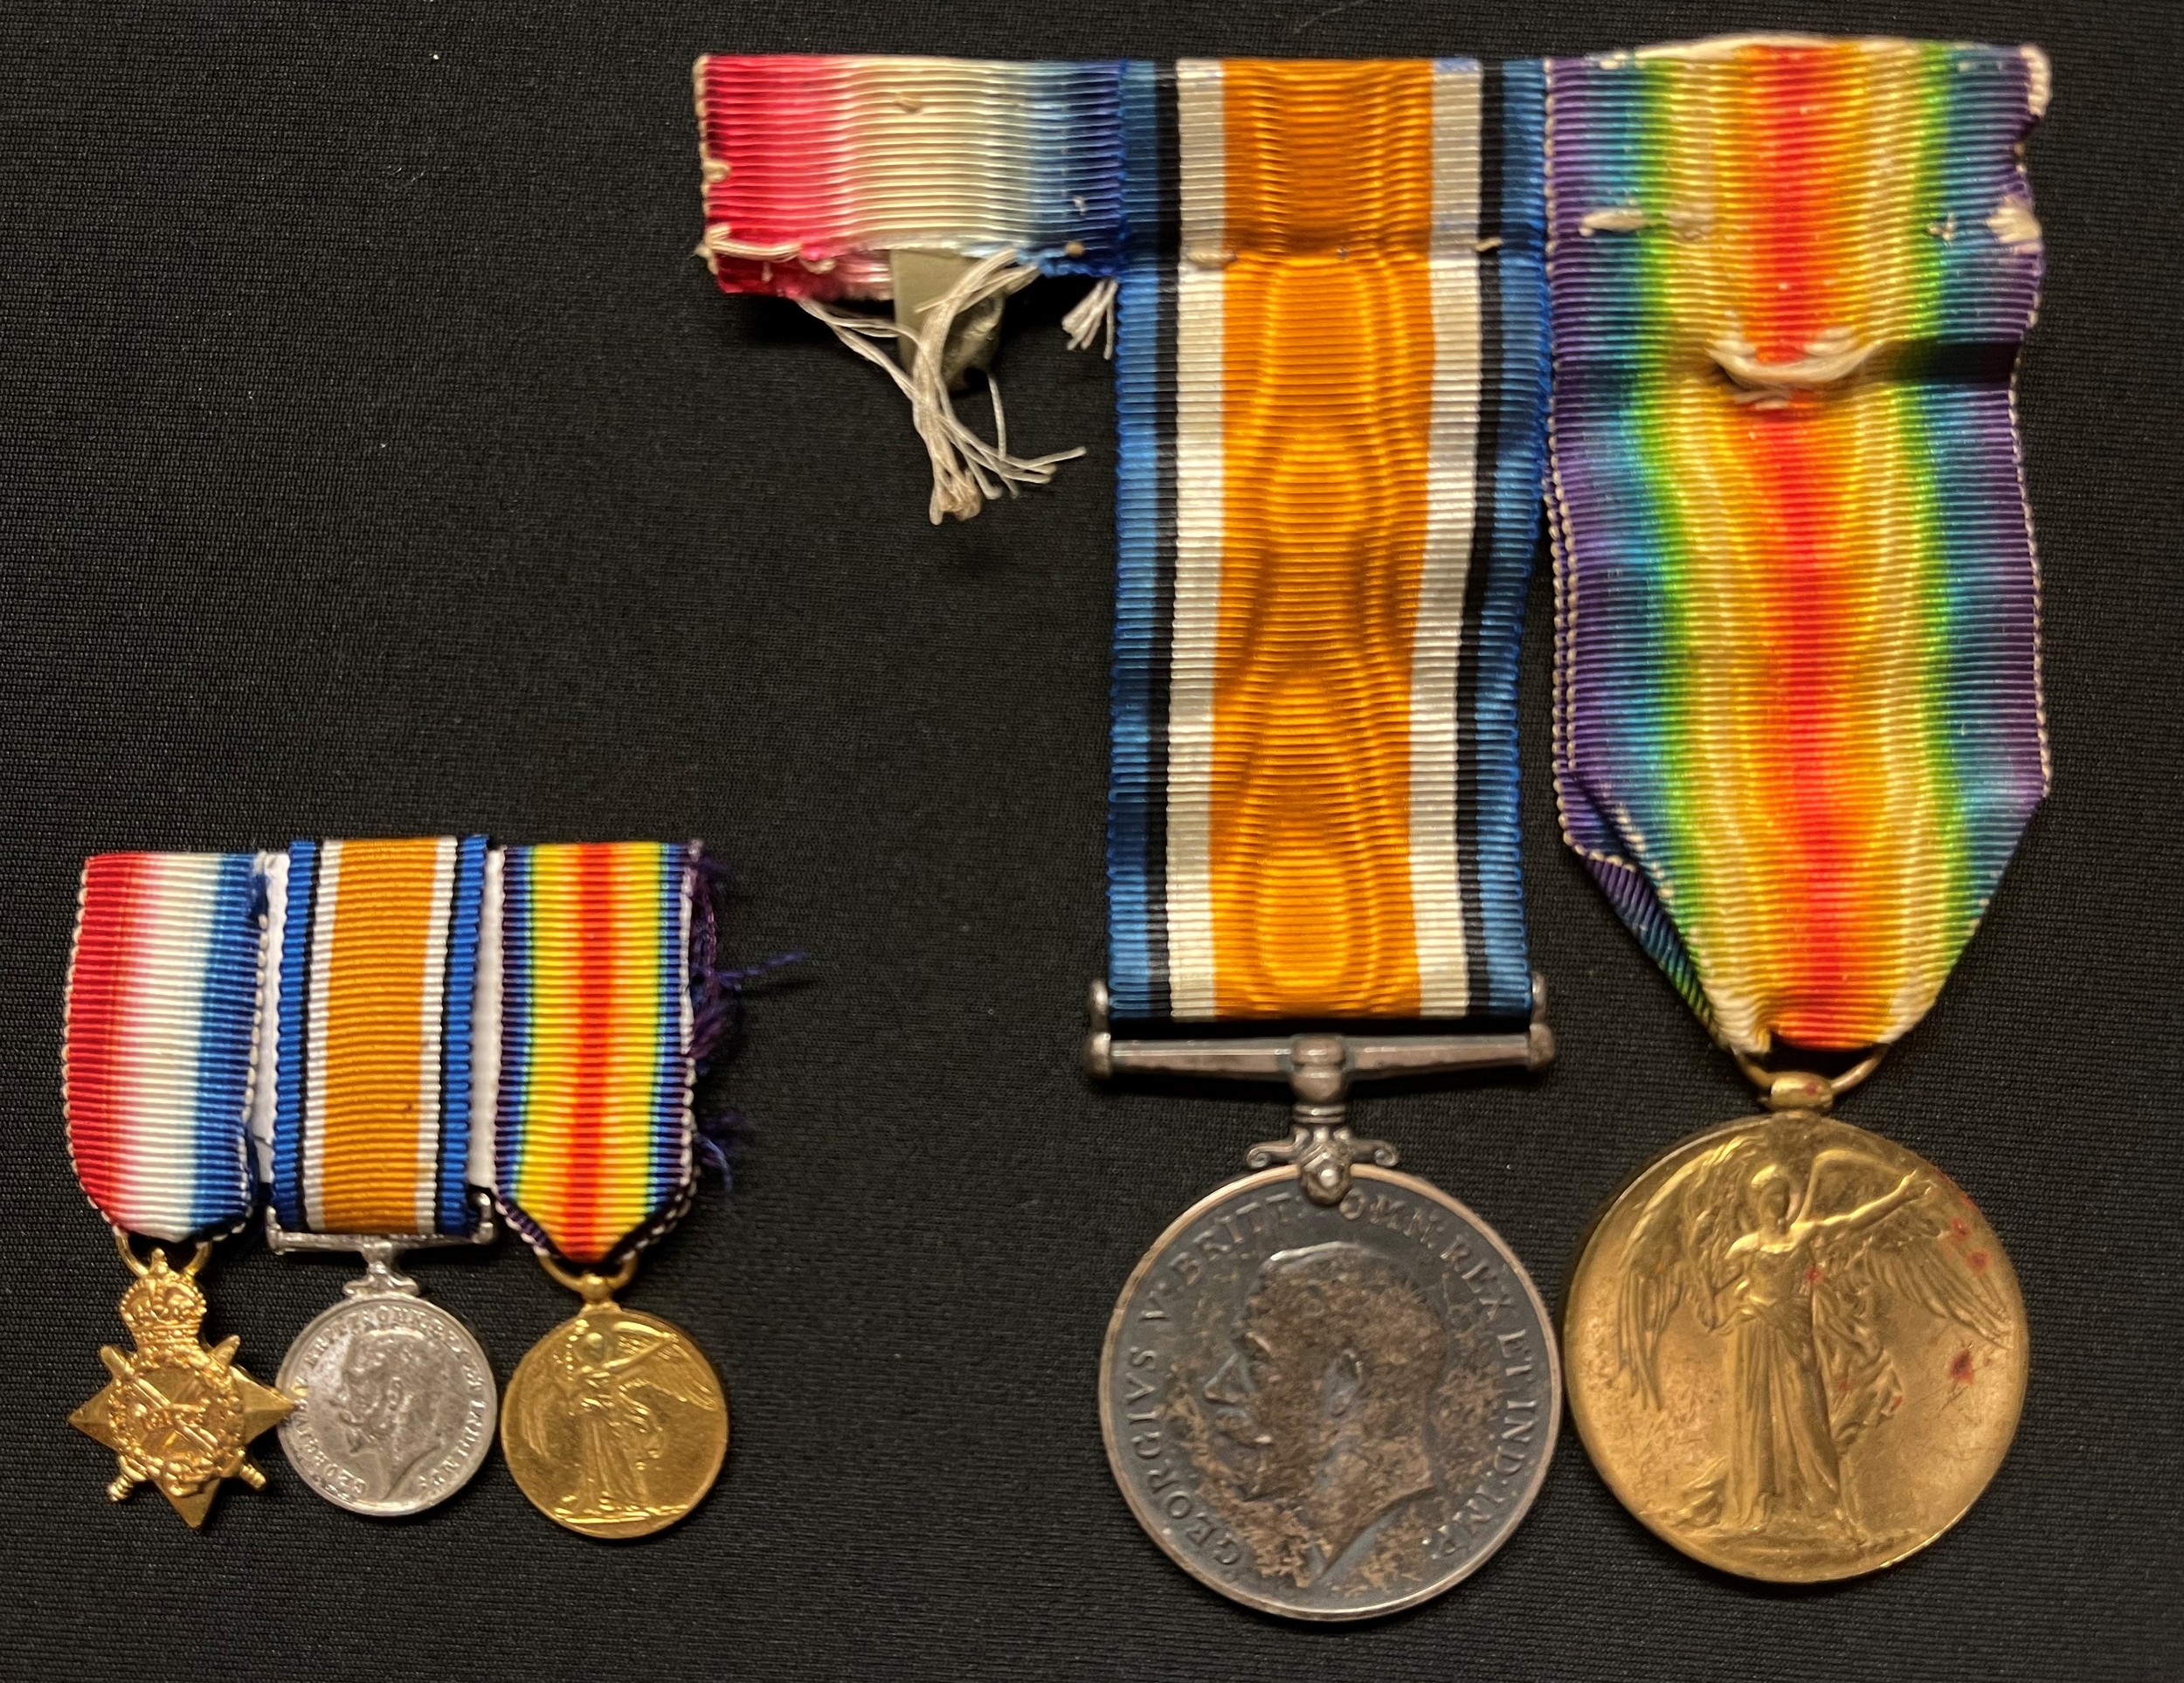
314,838,448,1232
1210,61,1437,1017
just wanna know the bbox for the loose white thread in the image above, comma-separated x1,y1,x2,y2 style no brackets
1987,196,2042,248
1061,277,1118,359
701,228,804,262
797,248,1086,524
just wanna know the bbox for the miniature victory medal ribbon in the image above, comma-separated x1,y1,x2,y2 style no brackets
492,840,729,1540
63,852,291,1527
695,55,1127,521
259,836,499,1518
1545,36,2046,1583
1085,59,1560,1620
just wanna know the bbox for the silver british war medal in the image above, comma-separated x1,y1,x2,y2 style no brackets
1083,57,1564,1618
257,838,499,1518
1092,996,1559,1617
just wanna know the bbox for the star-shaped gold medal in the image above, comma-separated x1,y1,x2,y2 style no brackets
70,1245,291,1528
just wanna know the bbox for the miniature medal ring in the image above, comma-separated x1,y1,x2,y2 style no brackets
113,1226,211,1278
535,1250,639,1303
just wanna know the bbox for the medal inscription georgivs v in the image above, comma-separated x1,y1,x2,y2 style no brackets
275,1292,496,1517
1565,1114,2025,1581
1102,1169,1557,1619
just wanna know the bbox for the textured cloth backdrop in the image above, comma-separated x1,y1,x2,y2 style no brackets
2,3,2178,1680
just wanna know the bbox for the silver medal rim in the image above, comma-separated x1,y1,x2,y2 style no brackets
1098,1163,1561,1621
276,1292,500,1517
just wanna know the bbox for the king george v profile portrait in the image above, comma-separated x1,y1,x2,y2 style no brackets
330,1323,468,1502
1191,1241,1457,1590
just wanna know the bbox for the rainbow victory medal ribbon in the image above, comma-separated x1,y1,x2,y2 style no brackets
494,840,705,1266
63,852,291,1526
1545,36,2044,1583
490,841,732,1540
696,55,1128,521
259,836,500,1519
1089,62,1561,1620
1545,35,2049,1062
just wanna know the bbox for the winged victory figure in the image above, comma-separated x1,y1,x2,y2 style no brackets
514,1312,720,1527
1613,1133,2013,1540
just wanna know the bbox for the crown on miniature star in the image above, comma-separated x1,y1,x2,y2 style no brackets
118,1248,209,1348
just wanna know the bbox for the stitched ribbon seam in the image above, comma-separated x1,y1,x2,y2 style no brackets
269,837,487,1237
1545,38,2049,1055
496,842,697,1266
64,852,262,1243
1109,59,1548,1022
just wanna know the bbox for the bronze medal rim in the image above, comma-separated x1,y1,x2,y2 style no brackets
1099,1163,1562,1621
502,1301,729,1541
1562,1111,2028,1583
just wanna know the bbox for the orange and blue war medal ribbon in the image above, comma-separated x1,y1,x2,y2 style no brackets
1107,59,1544,1026
262,837,501,1519
494,841,738,1540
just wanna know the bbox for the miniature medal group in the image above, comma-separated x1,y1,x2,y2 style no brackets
72,27,2049,1619
66,840,733,1535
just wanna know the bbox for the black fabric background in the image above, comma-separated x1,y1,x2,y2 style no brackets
4,3,2179,1679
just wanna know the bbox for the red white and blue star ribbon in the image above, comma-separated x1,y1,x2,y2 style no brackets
64,852,267,1242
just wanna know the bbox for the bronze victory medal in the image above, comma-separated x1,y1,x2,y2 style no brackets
1102,1165,1559,1619
501,1272,729,1541
1564,1109,2026,1583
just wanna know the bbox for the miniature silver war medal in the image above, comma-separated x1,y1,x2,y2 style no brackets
259,838,498,1518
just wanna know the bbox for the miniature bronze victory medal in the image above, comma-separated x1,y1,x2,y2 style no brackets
258,838,499,1517
1543,37,2049,1581
698,52,1562,1615
63,852,292,1526
491,843,733,1540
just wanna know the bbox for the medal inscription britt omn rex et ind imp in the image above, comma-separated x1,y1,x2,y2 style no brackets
1102,1164,1557,1619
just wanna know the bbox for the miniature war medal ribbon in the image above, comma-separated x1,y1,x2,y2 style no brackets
259,837,499,1517
493,841,730,1540
1089,59,1560,1620
63,852,291,1527
1545,36,2048,1582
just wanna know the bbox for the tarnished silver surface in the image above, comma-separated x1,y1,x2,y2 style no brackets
1101,1163,1558,1619
276,1287,496,1518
